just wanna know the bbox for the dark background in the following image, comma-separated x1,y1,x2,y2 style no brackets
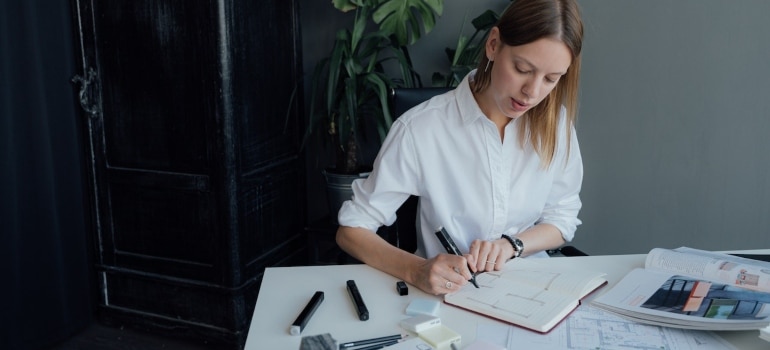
4,0,770,348
1,0,93,348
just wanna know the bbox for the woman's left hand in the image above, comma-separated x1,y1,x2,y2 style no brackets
467,238,511,273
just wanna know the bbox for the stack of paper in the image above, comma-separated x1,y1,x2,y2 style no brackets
760,324,770,342
484,305,737,350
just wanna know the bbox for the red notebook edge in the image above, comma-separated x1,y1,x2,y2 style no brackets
443,279,609,334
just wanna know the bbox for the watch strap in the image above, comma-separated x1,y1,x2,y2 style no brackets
501,234,523,259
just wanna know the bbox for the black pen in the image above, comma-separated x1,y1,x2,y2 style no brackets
339,334,402,349
435,226,479,288
289,291,324,335
354,340,400,350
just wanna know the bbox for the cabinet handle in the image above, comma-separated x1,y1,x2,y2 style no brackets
71,67,99,119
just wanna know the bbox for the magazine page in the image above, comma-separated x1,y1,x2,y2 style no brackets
591,268,770,330
645,247,770,293
675,247,770,269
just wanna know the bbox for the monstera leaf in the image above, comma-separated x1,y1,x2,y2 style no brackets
333,0,443,46
332,0,360,12
374,0,443,46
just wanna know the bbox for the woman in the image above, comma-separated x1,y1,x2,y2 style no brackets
336,0,585,295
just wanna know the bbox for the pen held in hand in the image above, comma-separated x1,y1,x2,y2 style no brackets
434,226,479,288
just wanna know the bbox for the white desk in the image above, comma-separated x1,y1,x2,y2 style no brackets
245,252,770,349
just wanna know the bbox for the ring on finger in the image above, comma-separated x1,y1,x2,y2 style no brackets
486,260,496,264
445,281,452,289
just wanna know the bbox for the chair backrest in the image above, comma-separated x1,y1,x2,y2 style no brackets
387,87,452,253
390,87,453,118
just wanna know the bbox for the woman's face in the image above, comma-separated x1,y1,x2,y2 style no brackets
481,29,572,122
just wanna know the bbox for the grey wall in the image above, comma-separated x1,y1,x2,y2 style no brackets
300,0,770,255
576,0,770,254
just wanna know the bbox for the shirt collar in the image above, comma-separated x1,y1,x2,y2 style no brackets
456,69,488,126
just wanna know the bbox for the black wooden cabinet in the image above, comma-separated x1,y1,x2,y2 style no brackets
70,0,304,347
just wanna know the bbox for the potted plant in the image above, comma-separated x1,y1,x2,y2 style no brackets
432,6,504,87
306,0,443,219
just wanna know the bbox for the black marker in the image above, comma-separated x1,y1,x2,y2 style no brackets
289,291,324,335
435,226,479,288
347,279,369,321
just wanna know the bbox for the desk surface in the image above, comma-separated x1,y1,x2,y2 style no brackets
245,251,770,349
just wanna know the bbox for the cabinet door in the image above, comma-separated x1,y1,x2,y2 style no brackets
71,0,305,344
74,0,223,281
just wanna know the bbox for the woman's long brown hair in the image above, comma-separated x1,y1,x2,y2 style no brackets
471,0,583,168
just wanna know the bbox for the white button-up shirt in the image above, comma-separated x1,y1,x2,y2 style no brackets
338,72,583,259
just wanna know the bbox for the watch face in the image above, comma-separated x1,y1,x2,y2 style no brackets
512,238,523,250
512,238,524,257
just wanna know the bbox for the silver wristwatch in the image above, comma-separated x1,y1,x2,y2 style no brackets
501,234,524,259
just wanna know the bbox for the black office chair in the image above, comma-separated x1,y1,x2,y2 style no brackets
387,87,588,257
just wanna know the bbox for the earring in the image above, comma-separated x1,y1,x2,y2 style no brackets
484,58,493,72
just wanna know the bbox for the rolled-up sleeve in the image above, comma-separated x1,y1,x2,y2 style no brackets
338,120,419,232
539,124,583,242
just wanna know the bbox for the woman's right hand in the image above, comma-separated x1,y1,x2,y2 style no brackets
411,253,473,295
336,226,476,295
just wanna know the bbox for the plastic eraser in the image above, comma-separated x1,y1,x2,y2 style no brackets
396,281,408,296
418,324,461,349
405,298,440,317
400,314,441,333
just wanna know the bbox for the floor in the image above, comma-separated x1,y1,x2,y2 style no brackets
50,323,217,350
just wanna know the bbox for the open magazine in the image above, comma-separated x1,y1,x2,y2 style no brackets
592,247,770,330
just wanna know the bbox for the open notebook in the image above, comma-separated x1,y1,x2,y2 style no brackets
444,257,607,333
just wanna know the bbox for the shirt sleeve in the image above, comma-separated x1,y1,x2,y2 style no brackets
538,118,584,242
338,119,420,232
